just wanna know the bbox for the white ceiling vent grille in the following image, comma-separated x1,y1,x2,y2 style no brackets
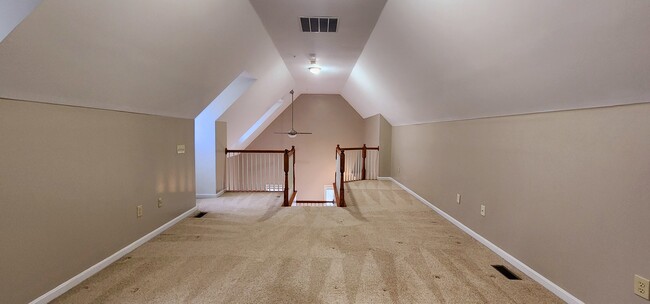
300,17,338,33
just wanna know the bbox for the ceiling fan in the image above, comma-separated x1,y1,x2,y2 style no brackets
275,89,312,138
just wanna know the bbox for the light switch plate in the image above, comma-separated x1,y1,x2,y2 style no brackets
137,205,143,218
177,144,186,154
157,197,163,208
456,194,461,204
480,205,486,216
635,275,650,300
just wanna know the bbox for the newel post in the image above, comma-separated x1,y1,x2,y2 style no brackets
339,149,346,207
283,149,289,207
335,144,340,183
362,144,367,180
292,146,296,193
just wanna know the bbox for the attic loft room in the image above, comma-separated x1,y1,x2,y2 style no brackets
1,1,649,303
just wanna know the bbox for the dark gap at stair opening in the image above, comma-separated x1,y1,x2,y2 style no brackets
492,265,521,280
195,212,207,218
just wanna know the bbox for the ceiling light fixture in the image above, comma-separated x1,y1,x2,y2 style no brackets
308,66,321,75
308,56,321,75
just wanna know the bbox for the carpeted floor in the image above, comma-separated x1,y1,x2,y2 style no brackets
54,180,562,303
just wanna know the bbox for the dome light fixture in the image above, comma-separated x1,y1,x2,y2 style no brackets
308,65,321,75
308,56,321,75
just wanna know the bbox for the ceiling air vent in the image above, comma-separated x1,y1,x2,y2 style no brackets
300,17,338,33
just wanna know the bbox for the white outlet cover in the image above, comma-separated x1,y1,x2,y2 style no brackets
636,275,650,300
177,144,186,154
481,205,486,216
456,194,461,204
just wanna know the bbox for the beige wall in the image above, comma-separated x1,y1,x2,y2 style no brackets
0,99,196,303
364,114,380,146
248,94,365,201
378,115,392,177
391,103,650,304
363,114,392,177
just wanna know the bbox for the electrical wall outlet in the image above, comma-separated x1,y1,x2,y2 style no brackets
137,205,143,218
480,204,486,216
157,197,163,208
635,275,650,300
456,193,461,204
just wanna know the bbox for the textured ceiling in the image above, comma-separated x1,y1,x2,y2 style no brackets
342,0,650,126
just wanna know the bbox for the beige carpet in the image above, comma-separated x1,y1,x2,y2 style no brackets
54,180,562,303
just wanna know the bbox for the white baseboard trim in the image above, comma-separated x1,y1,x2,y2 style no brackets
30,206,198,304
377,177,391,181
383,177,583,304
196,189,226,199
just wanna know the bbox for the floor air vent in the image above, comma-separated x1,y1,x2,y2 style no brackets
491,265,521,280
194,212,207,218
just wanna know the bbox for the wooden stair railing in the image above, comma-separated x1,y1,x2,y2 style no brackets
334,144,379,207
225,146,296,207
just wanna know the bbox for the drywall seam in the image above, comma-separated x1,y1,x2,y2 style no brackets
29,207,198,304
382,177,584,304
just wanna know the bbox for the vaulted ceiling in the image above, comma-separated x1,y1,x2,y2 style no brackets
250,0,386,94
343,0,650,125
1,0,649,144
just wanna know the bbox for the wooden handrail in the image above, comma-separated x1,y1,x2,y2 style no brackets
337,144,379,181
225,148,286,153
334,144,380,207
337,146,379,151
225,146,296,207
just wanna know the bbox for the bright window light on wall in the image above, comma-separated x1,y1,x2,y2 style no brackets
239,100,284,144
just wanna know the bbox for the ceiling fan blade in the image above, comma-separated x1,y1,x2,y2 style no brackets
276,90,312,137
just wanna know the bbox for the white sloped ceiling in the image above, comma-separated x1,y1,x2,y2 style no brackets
0,0,43,44
343,0,650,126
0,0,294,148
